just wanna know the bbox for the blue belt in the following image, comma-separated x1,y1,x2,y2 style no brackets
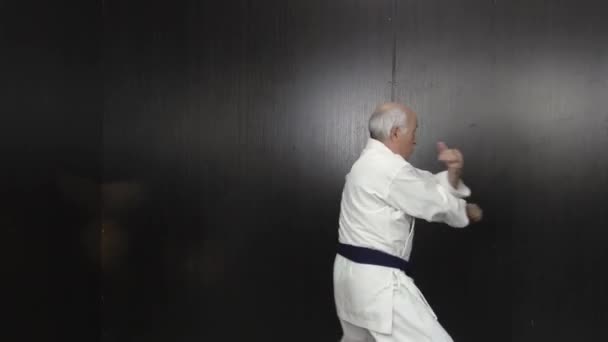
337,243,412,277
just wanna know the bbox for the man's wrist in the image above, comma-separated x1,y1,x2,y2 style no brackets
447,168,462,188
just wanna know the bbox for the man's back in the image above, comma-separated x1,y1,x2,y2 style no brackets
338,138,414,260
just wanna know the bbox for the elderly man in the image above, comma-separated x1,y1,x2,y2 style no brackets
334,102,483,342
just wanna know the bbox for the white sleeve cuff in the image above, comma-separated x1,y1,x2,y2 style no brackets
435,170,471,198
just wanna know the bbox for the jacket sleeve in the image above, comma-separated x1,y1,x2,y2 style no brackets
433,170,471,198
385,165,470,228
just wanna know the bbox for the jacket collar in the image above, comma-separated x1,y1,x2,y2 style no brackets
364,138,409,163
365,138,393,154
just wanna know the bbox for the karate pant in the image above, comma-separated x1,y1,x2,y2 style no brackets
338,276,454,342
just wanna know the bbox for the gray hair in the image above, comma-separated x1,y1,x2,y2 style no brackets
368,106,408,141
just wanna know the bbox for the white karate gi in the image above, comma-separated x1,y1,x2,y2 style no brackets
334,138,471,342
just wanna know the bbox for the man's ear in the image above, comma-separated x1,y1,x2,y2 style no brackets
389,126,400,140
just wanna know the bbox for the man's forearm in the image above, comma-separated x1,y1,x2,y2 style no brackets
437,141,464,189
447,167,462,189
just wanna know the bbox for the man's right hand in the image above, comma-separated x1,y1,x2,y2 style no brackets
466,203,483,223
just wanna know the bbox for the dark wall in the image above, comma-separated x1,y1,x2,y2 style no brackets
3,0,608,341
101,0,608,341
395,1,608,341
101,1,393,340
1,1,102,341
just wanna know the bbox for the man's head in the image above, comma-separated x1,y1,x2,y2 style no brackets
368,102,418,159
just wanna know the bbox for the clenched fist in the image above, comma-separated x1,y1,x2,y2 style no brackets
437,141,464,188
437,141,463,170
466,203,483,223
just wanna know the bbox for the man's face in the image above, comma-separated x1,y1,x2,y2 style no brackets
397,111,417,159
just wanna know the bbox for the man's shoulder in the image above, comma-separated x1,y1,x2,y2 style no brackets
348,149,410,183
